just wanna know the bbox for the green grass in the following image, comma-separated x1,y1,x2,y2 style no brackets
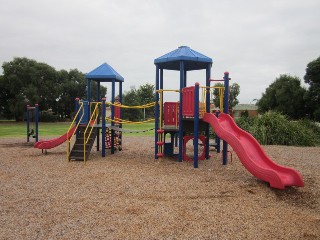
0,122,71,138
121,122,155,136
0,121,155,138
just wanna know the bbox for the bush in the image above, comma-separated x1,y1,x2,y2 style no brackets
240,110,249,118
39,111,60,122
236,112,320,146
298,119,320,145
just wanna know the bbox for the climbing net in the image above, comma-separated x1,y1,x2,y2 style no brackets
107,125,155,133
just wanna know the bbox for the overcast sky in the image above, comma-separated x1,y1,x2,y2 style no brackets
1,0,319,103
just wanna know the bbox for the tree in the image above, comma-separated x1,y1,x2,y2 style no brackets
0,75,15,119
229,83,240,108
0,57,105,121
121,83,155,121
121,88,143,121
136,83,155,119
1,57,58,120
212,83,224,108
56,69,87,118
257,74,306,119
212,82,240,109
304,56,320,121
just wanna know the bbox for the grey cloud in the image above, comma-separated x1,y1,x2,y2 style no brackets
0,0,319,103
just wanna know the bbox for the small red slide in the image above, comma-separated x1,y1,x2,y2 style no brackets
203,112,304,189
34,126,77,150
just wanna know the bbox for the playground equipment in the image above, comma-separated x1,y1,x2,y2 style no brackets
154,46,226,166
34,99,83,151
33,46,304,189
35,62,124,162
34,126,77,150
34,63,155,163
203,112,304,189
153,46,304,189
26,104,39,142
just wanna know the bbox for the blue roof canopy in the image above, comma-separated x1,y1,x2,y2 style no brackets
85,62,124,82
154,46,212,71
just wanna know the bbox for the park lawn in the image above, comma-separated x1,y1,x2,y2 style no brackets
0,121,155,138
0,122,71,137
121,122,155,136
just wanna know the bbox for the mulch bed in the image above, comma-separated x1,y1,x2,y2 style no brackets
0,137,319,239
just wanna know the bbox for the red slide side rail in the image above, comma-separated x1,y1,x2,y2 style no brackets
34,126,77,150
203,112,304,189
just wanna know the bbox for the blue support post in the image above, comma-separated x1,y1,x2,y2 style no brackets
87,79,91,121
158,68,164,157
222,72,230,165
97,82,100,101
26,105,30,143
35,104,39,142
102,98,106,157
111,79,115,154
178,61,185,162
194,83,200,168
119,82,123,149
97,82,100,151
215,110,221,153
155,65,160,159
205,64,211,159
175,133,178,147
160,68,163,90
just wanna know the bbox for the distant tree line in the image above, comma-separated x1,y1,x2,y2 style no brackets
257,57,320,121
0,57,106,121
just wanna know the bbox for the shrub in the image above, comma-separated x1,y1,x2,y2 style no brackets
236,112,320,146
39,111,60,122
240,110,249,118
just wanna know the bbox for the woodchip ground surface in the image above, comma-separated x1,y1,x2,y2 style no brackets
0,136,319,239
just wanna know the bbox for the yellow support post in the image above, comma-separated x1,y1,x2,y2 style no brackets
66,101,85,162
83,102,100,163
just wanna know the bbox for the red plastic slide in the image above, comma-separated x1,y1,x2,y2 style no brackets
34,126,77,150
203,112,304,189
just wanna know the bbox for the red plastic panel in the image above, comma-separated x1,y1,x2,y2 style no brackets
114,103,121,123
182,86,194,117
164,102,179,126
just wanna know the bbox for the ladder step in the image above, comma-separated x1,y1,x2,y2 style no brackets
69,156,85,161
69,131,97,162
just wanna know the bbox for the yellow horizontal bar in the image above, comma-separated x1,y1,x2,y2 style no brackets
200,86,225,89
156,89,180,93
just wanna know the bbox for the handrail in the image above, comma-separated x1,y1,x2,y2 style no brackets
66,102,84,161
200,85,225,113
83,102,100,163
105,117,155,124
156,89,180,93
106,101,155,109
